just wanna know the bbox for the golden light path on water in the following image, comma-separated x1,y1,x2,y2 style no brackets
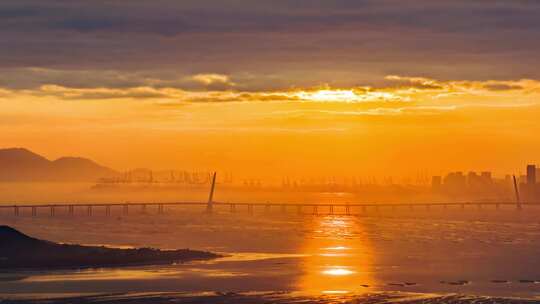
297,216,375,294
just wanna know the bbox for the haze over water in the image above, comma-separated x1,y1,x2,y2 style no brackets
2,204,540,302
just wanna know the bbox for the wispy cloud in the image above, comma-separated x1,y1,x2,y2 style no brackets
2,75,540,114
189,74,235,87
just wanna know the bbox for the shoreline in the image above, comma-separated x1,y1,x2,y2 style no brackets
0,226,221,271
1,291,539,304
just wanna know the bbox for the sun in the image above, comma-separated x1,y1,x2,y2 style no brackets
297,89,359,102
291,87,404,103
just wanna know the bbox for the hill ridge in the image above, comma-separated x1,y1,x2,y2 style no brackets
0,148,118,182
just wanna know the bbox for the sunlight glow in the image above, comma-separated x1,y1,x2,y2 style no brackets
292,88,406,103
296,89,358,102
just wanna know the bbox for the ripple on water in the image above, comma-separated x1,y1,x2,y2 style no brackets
2,292,539,304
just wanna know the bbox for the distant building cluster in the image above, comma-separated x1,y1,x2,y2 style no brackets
431,164,540,202
431,170,509,201
432,171,496,192
99,169,234,185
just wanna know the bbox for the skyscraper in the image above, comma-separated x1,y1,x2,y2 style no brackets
527,164,536,185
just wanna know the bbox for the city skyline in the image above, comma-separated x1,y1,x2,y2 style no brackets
4,146,540,185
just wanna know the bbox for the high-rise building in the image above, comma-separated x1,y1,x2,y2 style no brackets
480,171,492,185
431,176,442,188
527,164,536,185
467,171,479,187
443,171,467,192
481,171,492,180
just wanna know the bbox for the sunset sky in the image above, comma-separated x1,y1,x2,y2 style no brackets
2,1,540,180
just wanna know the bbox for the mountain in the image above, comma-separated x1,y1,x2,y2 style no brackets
0,148,118,182
0,226,219,269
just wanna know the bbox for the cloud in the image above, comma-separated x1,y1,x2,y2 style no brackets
0,88,13,97
2,74,540,110
482,83,524,91
22,83,408,103
1,0,540,83
384,75,445,90
384,76,540,96
37,85,173,100
189,74,236,87
0,68,243,91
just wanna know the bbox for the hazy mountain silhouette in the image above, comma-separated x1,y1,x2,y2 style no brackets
0,148,118,182
0,226,219,269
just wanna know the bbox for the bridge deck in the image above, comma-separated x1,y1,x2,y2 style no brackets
0,201,538,208
0,201,537,216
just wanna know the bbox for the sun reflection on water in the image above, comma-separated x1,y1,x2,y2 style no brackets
322,267,355,276
297,215,375,294
325,246,348,250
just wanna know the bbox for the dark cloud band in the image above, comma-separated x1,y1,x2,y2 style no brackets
1,0,540,88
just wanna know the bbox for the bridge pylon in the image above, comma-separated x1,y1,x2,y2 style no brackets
206,172,217,213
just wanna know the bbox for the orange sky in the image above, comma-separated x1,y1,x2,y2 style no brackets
2,1,540,181
2,75,540,180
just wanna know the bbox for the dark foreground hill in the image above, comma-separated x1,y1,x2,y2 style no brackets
0,148,118,182
0,226,220,269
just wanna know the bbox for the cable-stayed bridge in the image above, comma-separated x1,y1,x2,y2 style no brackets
1,172,534,217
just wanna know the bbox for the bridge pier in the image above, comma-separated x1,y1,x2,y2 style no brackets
32,206,37,216
329,205,334,214
345,205,350,215
50,206,55,217
312,205,318,215
14,206,19,216
87,206,93,216
158,204,164,214
68,205,74,215
105,205,111,216
123,204,129,215
247,204,253,214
